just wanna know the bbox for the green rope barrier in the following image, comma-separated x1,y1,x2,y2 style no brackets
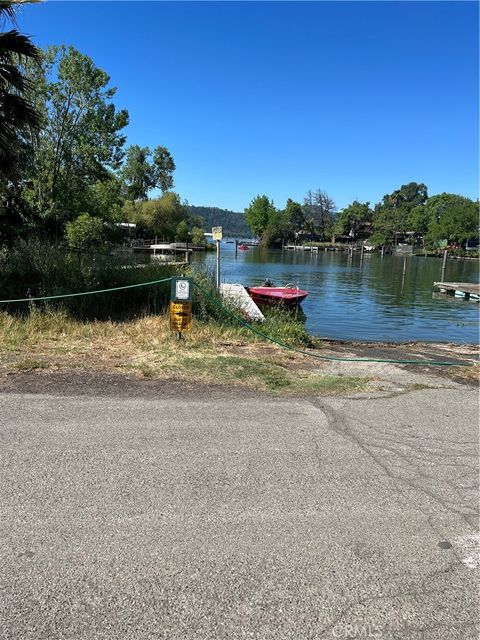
193,281,472,367
0,277,173,304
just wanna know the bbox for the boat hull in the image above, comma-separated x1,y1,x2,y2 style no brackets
246,287,308,307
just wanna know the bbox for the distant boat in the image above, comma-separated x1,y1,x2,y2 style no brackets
238,244,249,251
246,282,308,307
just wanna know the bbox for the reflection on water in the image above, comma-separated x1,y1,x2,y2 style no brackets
192,245,479,343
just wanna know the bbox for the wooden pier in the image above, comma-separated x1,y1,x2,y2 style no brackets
434,282,480,300
132,242,203,254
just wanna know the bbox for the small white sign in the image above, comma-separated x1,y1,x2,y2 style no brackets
175,279,190,300
212,226,223,241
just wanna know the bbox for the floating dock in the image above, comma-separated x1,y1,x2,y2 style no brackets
220,284,265,322
434,282,480,300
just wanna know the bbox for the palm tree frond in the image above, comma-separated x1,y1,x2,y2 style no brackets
0,30,39,61
0,62,26,90
0,1,41,184
0,91,40,128
0,2,17,24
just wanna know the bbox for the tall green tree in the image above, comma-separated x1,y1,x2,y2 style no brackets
190,226,205,246
121,145,152,201
87,175,124,222
261,210,290,248
373,182,428,244
244,195,276,237
121,144,175,201
284,198,305,237
423,193,478,246
175,219,190,242
65,212,104,250
152,145,175,192
0,1,40,185
126,192,187,240
334,201,372,239
24,45,129,234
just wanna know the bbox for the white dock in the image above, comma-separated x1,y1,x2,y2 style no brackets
220,283,265,322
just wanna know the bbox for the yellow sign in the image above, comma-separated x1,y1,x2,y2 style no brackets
170,301,192,332
212,226,223,241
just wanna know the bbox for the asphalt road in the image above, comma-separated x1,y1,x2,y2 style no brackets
1,387,478,639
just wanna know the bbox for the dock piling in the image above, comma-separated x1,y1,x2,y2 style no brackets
442,250,448,279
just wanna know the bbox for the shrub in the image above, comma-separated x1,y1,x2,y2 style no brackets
65,214,104,249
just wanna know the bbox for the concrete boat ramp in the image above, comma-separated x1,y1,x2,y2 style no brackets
220,283,265,322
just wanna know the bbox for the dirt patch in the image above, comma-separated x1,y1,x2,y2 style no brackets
318,340,479,386
0,369,262,400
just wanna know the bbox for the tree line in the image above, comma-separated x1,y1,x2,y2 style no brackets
245,183,478,249
1,3,478,254
0,4,204,249
187,206,251,238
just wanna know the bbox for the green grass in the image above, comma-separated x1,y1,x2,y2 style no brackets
0,309,370,396
286,374,368,395
165,354,368,394
405,383,432,391
180,354,291,391
261,308,314,348
15,358,49,371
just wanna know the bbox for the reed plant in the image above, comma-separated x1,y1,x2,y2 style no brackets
0,240,180,320
0,242,315,351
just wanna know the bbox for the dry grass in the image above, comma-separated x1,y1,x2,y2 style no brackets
445,363,480,383
0,310,370,395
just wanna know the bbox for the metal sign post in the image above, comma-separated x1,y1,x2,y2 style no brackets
170,277,193,339
212,227,223,290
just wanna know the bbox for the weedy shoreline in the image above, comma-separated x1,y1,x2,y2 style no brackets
0,310,477,396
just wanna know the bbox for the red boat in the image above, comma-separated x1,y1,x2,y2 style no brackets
238,244,249,250
246,283,308,307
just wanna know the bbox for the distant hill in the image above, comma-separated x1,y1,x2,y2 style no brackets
187,206,252,238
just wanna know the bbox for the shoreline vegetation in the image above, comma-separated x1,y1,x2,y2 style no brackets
0,247,478,395
0,306,364,396
1,307,478,396
0,242,477,395
0,2,477,396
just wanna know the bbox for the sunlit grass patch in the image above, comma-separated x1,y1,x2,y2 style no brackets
281,374,369,396
446,363,480,384
15,358,49,371
405,383,432,391
179,354,291,391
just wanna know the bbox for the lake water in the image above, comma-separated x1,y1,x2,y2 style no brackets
194,244,479,344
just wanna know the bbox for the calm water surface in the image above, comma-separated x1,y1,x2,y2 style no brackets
194,244,479,343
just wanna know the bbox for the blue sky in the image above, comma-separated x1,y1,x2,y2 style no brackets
20,1,479,211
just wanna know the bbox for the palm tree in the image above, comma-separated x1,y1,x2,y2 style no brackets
0,1,40,184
